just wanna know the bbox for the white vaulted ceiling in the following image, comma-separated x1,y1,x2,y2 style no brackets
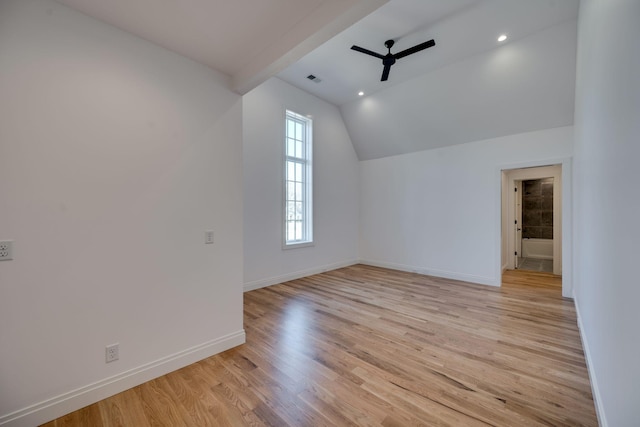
55,0,580,160
279,0,483,106
278,0,579,106
55,0,387,94
277,0,580,160
339,18,578,160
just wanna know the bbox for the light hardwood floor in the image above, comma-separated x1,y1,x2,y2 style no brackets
42,265,597,426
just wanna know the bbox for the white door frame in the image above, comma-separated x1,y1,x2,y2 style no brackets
497,158,573,298
505,166,561,275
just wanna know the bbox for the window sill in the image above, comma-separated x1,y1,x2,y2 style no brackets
283,241,314,250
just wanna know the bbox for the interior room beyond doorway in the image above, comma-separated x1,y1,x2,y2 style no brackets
502,165,562,277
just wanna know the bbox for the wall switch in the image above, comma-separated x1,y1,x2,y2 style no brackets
105,343,119,363
205,230,214,244
0,241,13,261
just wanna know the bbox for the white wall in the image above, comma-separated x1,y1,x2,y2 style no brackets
360,126,573,286
0,1,244,425
243,78,360,290
573,0,640,425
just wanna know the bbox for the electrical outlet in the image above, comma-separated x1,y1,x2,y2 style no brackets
0,241,13,261
204,230,214,244
105,343,119,363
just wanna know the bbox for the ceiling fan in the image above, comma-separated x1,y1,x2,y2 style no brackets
351,39,436,81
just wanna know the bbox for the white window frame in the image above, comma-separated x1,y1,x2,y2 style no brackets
283,110,313,248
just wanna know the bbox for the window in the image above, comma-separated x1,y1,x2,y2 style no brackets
284,110,313,247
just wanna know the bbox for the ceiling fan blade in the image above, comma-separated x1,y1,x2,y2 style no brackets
381,63,392,81
351,45,385,60
394,39,436,60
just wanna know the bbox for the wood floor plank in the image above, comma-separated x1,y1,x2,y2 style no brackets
41,265,597,426
40,402,104,427
99,389,151,427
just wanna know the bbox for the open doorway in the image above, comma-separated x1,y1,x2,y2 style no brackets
502,165,562,276
516,177,554,272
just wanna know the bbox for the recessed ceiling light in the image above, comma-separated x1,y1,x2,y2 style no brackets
498,34,508,42
358,91,364,96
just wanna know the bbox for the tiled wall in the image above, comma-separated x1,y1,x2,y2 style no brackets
522,178,553,239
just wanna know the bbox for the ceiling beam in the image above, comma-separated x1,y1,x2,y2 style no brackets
231,0,388,95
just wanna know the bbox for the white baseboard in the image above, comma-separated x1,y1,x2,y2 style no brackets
359,259,498,287
0,330,246,427
243,259,359,292
574,296,607,427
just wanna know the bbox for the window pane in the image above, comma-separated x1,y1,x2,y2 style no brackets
295,140,302,159
287,121,295,141
296,122,303,141
287,138,295,156
287,182,295,201
287,221,295,241
287,161,295,180
296,163,302,182
295,221,302,240
295,202,303,220
295,182,302,201
287,201,295,220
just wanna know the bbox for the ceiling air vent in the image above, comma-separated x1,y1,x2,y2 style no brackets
306,74,322,83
